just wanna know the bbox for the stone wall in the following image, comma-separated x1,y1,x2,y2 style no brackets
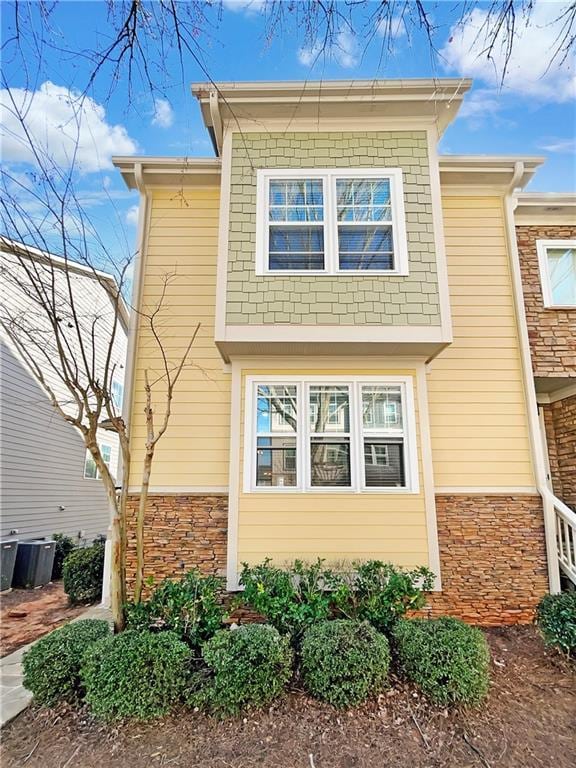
426,495,548,625
542,395,576,510
516,224,576,377
227,131,440,326
125,493,549,625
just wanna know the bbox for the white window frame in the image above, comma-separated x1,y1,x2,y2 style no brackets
84,442,112,480
536,239,576,309
244,375,418,494
255,168,409,277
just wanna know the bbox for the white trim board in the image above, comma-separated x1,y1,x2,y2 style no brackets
126,486,229,496
536,383,576,404
435,487,539,496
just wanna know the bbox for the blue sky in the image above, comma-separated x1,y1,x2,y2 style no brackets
1,0,575,267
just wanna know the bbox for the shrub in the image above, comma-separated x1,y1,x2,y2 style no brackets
81,630,191,720
300,620,390,708
393,617,490,706
63,540,105,604
192,624,293,716
536,592,576,655
331,561,435,634
51,533,75,580
22,619,111,706
239,559,335,640
124,570,226,648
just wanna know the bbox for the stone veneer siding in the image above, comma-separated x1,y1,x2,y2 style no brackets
516,224,576,377
542,395,576,511
227,131,440,326
125,493,548,626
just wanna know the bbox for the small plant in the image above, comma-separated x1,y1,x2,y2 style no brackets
124,569,227,648
300,620,390,708
51,533,75,580
22,619,111,706
81,630,191,720
393,617,490,706
62,539,105,604
332,561,435,634
239,559,335,639
191,624,293,717
536,592,576,655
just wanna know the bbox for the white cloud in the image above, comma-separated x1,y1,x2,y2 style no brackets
152,98,174,129
126,205,140,226
441,2,576,102
0,81,138,172
539,138,576,153
376,15,407,39
298,30,359,69
457,88,503,120
222,0,265,13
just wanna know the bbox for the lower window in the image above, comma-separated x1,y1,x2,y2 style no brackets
247,377,417,492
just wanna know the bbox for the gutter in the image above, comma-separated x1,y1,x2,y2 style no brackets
503,161,561,593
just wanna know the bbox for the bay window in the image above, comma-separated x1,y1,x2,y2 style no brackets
246,377,417,492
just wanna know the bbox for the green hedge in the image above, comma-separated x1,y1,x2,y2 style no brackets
300,620,390,708
536,593,576,655
51,534,75,581
81,630,191,720
22,619,111,706
192,624,293,716
125,570,226,648
393,617,490,706
63,541,105,604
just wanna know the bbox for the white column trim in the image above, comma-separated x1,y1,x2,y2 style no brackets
226,361,242,590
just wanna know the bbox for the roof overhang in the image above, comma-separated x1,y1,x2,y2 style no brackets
439,156,545,191
514,192,576,225
192,79,473,154
112,157,221,190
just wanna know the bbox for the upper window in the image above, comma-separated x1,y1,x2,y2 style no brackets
111,379,124,412
256,169,408,276
246,376,418,493
537,240,576,308
84,443,112,480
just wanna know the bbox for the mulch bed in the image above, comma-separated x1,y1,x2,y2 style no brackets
1,626,574,768
0,583,85,657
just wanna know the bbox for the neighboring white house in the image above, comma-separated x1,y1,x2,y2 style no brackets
0,239,128,544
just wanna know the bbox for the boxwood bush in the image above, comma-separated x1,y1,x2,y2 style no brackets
63,540,105,604
124,569,226,648
393,617,490,706
191,624,293,716
536,592,576,655
300,620,390,708
81,630,191,720
22,619,111,706
51,533,75,580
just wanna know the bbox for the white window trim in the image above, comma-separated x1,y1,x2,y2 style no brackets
536,239,576,309
255,168,409,277
244,375,419,494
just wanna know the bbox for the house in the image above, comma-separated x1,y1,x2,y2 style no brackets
0,239,128,546
113,79,575,625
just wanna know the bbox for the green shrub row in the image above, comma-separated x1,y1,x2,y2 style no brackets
536,592,576,655
51,533,75,581
62,540,105,604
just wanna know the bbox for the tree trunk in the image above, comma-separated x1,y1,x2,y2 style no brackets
133,448,154,603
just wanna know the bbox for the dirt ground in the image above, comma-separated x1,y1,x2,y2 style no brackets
2,626,574,768
0,583,84,657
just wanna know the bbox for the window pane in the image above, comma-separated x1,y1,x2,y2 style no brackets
257,385,297,433
310,437,351,487
364,438,405,487
336,179,392,222
362,386,403,430
256,437,297,487
84,452,97,479
338,225,394,270
101,444,112,466
269,226,324,270
547,247,576,305
269,180,323,221
309,386,349,433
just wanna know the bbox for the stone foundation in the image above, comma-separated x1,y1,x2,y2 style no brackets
542,395,576,511
125,493,549,625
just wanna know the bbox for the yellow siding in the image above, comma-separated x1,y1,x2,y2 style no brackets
129,188,231,487
428,196,534,487
236,366,431,568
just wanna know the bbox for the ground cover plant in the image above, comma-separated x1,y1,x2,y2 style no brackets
536,592,576,655
393,616,490,705
124,570,227,648
191,624,293,716
300,619,390,708
81,630,191,720
22,619,111,706
62,540,105,604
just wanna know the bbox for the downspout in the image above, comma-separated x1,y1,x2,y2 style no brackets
503,161,561,593
102,162,150,607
